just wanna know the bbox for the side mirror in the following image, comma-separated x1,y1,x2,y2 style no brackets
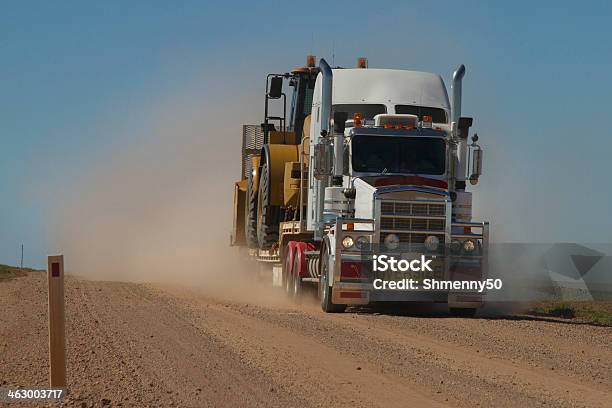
268,77,283,99
313,143,333,180
333,111,348,134
458,117,473,130
469,133,483,185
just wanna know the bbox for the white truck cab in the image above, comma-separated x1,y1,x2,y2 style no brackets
308,61,488,314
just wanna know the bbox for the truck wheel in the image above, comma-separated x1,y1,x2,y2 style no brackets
283,247,293,296
245,166,258,248
291,254,302,301
256,162,281,249
319,243,346,313
449,308,477,318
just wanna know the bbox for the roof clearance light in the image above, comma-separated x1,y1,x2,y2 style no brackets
422,115,433,128
357,57,368,68
354,113,362,128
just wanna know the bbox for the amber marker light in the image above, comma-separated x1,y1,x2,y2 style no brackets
354,113,362,128
306,55,315,67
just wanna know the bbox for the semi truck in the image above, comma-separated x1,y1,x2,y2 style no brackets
231,56,488,314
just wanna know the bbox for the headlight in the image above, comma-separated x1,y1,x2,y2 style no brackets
355,235,369,250
463,239,476,253
424,235,440,252
450,240,462,254
383,233,400,250
342,236,354,249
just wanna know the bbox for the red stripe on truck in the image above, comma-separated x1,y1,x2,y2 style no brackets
374,176,448,189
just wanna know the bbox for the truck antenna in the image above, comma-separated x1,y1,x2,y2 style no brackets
332,40,335,66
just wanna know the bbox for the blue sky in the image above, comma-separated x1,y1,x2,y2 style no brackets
1,1,611,268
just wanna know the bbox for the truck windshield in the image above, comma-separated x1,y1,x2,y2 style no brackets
352,136,445,175
332,104,386,120
395,105,447,123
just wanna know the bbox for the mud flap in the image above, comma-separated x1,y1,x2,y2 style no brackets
272,263,283,287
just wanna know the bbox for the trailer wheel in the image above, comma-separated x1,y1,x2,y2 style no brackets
291,254,302,301
256,162,281,249
283,247,293,296
245,165,258,248
319,241,346,313
449,308,477,318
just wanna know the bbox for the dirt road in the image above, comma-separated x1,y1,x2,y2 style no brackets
1,272,610,407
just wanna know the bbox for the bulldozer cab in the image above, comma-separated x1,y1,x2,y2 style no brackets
288,66,317,142
263,57,318,145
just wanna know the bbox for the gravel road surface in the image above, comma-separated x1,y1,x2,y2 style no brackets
1,272,610,407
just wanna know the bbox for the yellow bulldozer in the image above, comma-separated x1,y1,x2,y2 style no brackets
232,56,318,251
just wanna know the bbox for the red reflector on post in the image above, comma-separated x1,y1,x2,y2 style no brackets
51,262,60,277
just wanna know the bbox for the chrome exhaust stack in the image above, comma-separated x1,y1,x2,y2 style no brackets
451,64,468,189
451,64,465,124
319,58,333,140
312,58,333,240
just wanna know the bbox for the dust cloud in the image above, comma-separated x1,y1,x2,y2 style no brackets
47,83,608,312
49,89,289,305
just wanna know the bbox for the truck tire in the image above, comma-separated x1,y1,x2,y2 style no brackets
291,254,302,302
449,308,477,318
245,167,258,248
256,162,281,249
283,247,293,296
319,241,346,313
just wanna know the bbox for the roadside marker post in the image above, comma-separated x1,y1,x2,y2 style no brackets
47,255,66,388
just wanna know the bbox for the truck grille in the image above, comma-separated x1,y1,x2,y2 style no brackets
379,200,447,249
380,217,445,231
381,202,445,217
